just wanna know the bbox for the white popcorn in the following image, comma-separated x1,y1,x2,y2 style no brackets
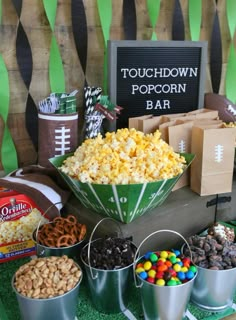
0,208,49,244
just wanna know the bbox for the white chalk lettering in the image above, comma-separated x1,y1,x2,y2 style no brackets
121,67,198,79
131,83,186,95
146,100,170,110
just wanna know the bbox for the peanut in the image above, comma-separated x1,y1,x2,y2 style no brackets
14,256,82,299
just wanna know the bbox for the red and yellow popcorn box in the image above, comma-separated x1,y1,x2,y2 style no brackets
0,193,50,263
0,187,19,198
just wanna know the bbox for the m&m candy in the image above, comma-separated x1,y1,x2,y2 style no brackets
135,249,197,287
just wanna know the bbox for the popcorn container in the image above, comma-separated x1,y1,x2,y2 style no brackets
134,230,197,320
49,153,195,223
80,217,138,314
12,259,83,320
190,266,236,311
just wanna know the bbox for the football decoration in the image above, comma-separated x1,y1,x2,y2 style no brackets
204,93,236,123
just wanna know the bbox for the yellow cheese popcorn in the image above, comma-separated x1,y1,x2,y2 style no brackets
60,128,186,184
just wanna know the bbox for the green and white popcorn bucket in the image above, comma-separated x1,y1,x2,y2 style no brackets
49,153,195,223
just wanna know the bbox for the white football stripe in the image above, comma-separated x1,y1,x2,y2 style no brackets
38,113,78,121
88,184,111,216
111,185,124,222
147,179,167,210
130,183,147,221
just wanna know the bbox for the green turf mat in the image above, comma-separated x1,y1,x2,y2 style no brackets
0,257,235,320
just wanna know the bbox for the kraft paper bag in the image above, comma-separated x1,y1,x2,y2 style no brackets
139,116,163,134
187,108,219,119
161,113,186,123
168,121,193,190
128,115,153,130
128,115,163,134
190,124,235,196
158,121,176,142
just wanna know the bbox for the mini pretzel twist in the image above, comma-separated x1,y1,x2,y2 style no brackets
36,215,86,248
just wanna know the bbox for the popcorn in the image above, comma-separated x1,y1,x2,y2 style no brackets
60,128,186,184
0,208,49,243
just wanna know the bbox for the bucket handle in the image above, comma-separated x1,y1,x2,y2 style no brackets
133,229,193,288
87,217,123,280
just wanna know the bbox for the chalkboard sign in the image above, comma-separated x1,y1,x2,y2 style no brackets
108,40,207,129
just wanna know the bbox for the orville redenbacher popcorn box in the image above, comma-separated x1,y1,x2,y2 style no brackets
0,188,49,263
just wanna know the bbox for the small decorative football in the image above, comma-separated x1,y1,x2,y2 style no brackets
204,92,236,123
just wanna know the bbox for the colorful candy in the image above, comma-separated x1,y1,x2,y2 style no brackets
135,249,197,287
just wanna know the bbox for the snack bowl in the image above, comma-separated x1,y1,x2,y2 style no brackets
32,215,86,259
49,152,194,224
12,255,83,320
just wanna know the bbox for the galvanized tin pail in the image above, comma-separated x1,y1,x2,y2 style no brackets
134,229,197,320
80,217,138,314
32,202,86,260
191,266,236,311
32,227,85,259
12,261,82,320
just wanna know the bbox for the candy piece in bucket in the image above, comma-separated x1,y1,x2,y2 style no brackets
135,249,197,286
184,234,236,270
35,215,86,248
81,236,136,270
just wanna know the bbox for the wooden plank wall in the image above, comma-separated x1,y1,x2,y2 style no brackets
0,0,234,169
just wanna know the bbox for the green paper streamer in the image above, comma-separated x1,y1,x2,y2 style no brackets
0,55,18,173
225,44,236,104
49,35,65,92
147,0,160,40
189,0,202,41
0,0,2,24
225,0,236,103
97,0,112,94
43,0,65,93
43,0,57,32
226,0,236,39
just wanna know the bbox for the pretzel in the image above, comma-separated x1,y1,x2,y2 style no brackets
52,223,64,235
37,231,45,245
53,217,65,224
65,214,77,225
44,237,56,247
78,224,86,241
56,235,76,247
35,215,86,248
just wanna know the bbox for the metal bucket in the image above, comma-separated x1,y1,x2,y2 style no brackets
32,202,86,260
134,229,197,320
191,266,236,311
32,226,85,259
80,217,138,314
12,261,82,320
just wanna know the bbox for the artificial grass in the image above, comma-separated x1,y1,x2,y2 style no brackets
0,257,235,320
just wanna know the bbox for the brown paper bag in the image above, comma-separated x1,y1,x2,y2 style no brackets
159,121,176,142
168,122,193,190
190,124,235,195
161,113,187,123
187,108,219,119
128,115,153,130
139,116,163,134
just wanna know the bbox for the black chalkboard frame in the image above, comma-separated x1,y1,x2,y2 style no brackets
108,40,208,130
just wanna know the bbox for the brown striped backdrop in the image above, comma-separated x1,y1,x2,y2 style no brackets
0,0,234,169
